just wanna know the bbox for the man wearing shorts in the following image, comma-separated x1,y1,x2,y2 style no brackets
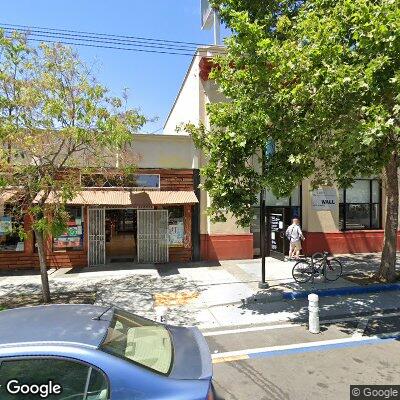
285,218,305,260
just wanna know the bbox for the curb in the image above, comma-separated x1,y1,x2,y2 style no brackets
241,291,286,305
242,283,400,304
283,282,400,300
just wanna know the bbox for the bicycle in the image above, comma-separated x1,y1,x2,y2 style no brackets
292,251,343,283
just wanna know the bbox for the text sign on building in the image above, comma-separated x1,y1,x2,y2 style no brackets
169,221,184,245
201,0,213,29
311,188,337,211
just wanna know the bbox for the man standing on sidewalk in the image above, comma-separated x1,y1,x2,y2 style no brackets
286,218,305,260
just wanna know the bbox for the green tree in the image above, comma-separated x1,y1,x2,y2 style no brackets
186,0,400,281
0,31,146,302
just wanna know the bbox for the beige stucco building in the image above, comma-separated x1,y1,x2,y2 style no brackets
164,46,386,259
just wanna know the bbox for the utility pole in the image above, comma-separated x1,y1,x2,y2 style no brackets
259,149,269,289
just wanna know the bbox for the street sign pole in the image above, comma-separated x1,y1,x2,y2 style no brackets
201,0,221,45
213,10,221,45
259,150,269,289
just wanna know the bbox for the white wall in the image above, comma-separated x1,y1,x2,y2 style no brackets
163,57,201,135
132,134,199,169
164,46,251,236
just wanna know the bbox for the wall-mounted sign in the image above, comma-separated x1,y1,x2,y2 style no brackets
0,216,12,235
270,213,282,251
201,0,213,29
169,220,184,245
312,188,337,211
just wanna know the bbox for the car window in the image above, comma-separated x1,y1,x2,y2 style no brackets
86,368,109,400
101,309,173,375
0,358,109,400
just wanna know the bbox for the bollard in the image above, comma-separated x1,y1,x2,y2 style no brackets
155,306,167,324
308,293,320,334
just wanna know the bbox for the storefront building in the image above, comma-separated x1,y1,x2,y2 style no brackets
164,46,390,260
0,134,202,269
0,47,392,269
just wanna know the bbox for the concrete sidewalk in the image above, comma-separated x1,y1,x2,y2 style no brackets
0,255,399,330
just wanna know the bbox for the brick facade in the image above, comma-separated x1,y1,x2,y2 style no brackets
0,169,196,270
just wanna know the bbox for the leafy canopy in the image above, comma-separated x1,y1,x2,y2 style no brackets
187,0,400,226
0,30,146,236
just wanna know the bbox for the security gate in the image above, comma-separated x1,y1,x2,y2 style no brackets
137,210,169,263
88,208,106,266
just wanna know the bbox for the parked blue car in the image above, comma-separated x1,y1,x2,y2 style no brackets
0,304,215,400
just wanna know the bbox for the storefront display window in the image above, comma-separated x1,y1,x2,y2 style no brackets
53,207,84,251
339,179,381,230
82,173,160,189
0,205,24,252
168,207,184,246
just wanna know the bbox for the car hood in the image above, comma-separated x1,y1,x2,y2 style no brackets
167,325,212,380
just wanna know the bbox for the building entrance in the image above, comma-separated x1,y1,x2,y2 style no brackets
105,209,137,262
88,207,169,266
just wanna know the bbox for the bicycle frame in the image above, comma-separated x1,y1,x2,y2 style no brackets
309,252,329,282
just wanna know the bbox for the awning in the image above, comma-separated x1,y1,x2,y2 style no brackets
48,190,198,207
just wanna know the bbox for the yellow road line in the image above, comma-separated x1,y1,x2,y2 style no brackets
212,354,249,364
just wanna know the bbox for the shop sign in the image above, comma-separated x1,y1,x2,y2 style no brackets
169,220,184,245
0,216,12,235
312,188,337,211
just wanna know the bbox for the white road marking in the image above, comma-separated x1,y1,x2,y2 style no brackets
202,311,400,337
211,331,400,360
203,323,299,336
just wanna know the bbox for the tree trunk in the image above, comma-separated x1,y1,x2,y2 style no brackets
378,150,399,282
34,229,51,303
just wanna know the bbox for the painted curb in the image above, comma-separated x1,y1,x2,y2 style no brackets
282,282,400,300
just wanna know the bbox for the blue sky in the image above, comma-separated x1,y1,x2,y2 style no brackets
1,1,229,132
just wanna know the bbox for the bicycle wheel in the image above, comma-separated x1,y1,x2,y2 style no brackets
292,260,313,283
324,258,343,281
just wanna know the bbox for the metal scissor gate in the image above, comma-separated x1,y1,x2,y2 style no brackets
88,208,106,266
137,210,169,263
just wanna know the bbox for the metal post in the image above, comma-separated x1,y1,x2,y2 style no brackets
308,293,320,334
213,10,221,45
259,150,269,289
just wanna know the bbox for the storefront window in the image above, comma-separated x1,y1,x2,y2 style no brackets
168,207,184,246
265,190,290,207
82,173,160,189
0,205,24,252
339,179,381,230
53,207,84,251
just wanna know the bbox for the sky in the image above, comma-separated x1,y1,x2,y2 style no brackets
1,1,230,132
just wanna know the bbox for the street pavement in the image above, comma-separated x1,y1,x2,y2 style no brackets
1,256,400,399
206,311,400,400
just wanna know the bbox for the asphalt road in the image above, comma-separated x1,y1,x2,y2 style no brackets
204,310,400,400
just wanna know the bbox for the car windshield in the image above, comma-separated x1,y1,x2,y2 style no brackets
101,309,173,375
